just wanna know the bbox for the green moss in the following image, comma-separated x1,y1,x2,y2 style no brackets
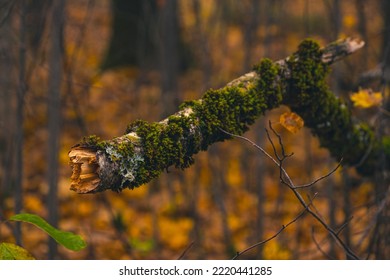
253,58,283,108
123,116,201,188
383,136,390,155
80,135,101,148
111,58,284,190
282,39,379,173
184,58,282,150
80,135,108,150
116,139,135,159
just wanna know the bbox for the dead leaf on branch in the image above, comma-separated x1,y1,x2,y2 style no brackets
279,112,304,134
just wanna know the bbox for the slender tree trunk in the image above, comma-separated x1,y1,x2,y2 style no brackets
26,0,50,52
355,0,368,69
209,147,235,256
243,0,260,71
298,0,313,259
325,0,342,258
369,0,390,259
157,0,181,219
245,0,268,259
159,0,179,117
47,0,65,259
192,0,212,91
190,0,213,257
0,2,14,210
342,169,352,248
15,0,28,246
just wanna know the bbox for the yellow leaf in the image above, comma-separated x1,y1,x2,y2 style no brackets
263,240,291,259
350,88,383,108
279,112,304,133
343,15,356,29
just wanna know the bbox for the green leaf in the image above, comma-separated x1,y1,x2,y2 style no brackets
130,238,155,253
0,243,35,260
10,213,87,251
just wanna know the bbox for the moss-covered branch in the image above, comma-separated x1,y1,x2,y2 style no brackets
69,37,388,194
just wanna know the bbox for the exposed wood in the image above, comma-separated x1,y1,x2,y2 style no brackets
69,148,100,193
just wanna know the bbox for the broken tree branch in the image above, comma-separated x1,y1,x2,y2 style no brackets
69,37,370,194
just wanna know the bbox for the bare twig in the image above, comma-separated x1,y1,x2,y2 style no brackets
266,121,294,160
177,241,195,260
336,216,354,235
220,125,360,260
98,196,134,257
232,194,316,260
266,123,359,259
311,227,335,260
294,161,342,189
357,184,390,250
218,128,284,172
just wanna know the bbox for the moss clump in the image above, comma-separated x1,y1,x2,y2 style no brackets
189,86,262,149
253,58,283,109
284,39,354,159
283,39,378,172
80,135,101,148
124,116,200,188
106,140,135,162
182,58,282,150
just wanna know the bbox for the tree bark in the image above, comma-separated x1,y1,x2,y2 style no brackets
0,1,15,209
368,0,390,259
15,0,28,245
159,0,180,116
69,38,377,194
47,0,65,259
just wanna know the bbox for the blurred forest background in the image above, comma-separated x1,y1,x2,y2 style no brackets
0,0,390,260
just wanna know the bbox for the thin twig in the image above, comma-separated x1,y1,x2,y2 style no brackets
336,216,354,235
232,193,317,260
220,126,360,260
266,123,359,260
267,120,294,159
356,184,390,250
294,161,342,189
177,241,195,260
219,128,283,171
264,126,282,161
311,227,335,260
98,195,134,257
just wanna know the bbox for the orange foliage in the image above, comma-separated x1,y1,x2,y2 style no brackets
0,0,384,260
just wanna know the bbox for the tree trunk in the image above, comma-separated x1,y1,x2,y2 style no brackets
368,0,390,259
0,1,15,210
15,0,28,246
101,0,158,70
47,0,65,259
159,0,180,117
326,0,342,258
355,0,368,69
